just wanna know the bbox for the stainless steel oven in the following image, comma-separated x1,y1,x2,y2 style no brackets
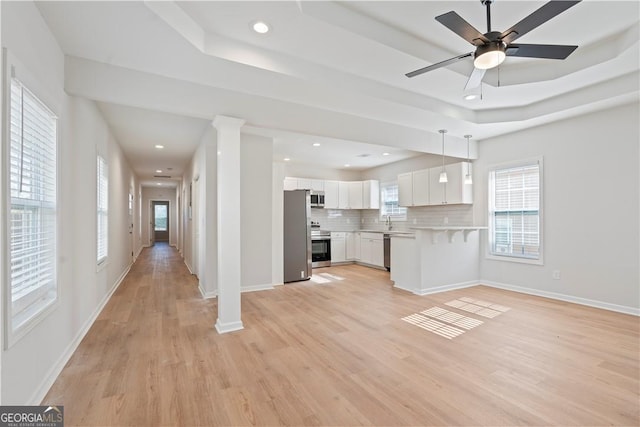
311,230,331,268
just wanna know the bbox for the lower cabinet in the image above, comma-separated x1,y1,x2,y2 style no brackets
359,232,384,267
331,232,346,264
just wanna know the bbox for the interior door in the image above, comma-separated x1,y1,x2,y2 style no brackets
152,201,170,243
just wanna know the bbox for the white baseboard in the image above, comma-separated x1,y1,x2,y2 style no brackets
241,283,274,293
215,319,244,334
134,245,143,261
481,280,640,316
30,263,132,405
184,260,193,275
399,281,479,296
198,283,276,299
199,285,217,299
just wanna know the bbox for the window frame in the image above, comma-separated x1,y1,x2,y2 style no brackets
379,180,407,221
2,57,60,347
486,157,544,265
96,154,108,268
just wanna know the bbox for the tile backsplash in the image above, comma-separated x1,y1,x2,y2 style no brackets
310,208,362,231
361,204,474,231
311,205,474,232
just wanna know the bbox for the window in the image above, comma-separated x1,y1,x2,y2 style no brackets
7,78,58,336
380,181,407,220
97,155,108,265
488,160,542,263
154,204,167,231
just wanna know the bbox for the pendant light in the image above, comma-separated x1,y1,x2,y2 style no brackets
464,134,473,185
438,129,448,183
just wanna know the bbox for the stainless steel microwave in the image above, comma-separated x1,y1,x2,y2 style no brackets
310,191,325,208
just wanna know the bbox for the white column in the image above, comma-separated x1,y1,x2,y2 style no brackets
212,115,245,334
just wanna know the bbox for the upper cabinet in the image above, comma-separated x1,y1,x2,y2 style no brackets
285,177,380,210
324,180,339,208
363,180,380,209
399,162,473,207
398,172,413,207
398,169,429,207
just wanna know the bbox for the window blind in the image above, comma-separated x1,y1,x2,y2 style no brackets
9,78,57,331
97,155,108,264
489,163,540,259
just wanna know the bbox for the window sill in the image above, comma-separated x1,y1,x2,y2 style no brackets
485,253,544,266
97,259,109,273
6,297,58,349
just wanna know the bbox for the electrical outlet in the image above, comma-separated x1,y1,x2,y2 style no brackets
347,218,350,224
361,218,364,224
413,218,417,224
552,270,561,280
300,271,304,279
443,216,449,225
374,218,378,223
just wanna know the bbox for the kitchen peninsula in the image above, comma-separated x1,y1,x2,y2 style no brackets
390,226,487,295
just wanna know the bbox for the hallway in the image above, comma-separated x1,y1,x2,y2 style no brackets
43,243,214,425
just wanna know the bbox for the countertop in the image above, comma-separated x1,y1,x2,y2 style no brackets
410,226,487,231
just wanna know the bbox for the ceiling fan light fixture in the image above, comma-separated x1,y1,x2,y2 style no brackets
473,42,506,70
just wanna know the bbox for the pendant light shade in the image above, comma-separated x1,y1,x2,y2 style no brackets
464,134,473,185
439,129,448,183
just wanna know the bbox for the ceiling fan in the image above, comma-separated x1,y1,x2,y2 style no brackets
406,0,581,91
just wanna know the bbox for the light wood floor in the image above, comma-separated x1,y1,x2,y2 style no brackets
44,243,639,426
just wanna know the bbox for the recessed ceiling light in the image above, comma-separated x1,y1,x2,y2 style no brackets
344,164,350,167
284,157,290,161
156,183,162,186
156,169,162,173
312,143,321,147
252,21,270,34
155,144,164,149
382,152,390,156
464,94,477,101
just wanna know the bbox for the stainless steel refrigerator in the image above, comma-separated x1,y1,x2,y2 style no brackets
284,190,312,283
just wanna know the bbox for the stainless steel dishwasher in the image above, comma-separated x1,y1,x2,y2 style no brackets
383,234,391,271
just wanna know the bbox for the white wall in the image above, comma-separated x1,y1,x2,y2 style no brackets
241,134,273,289
1,1,140,404
141,186,178,247
284,163,362,181
474,102,639,313
360,153,445,183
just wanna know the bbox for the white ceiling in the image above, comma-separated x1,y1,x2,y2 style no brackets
35,1,639,183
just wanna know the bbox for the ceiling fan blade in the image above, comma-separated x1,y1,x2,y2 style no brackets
506,43,578,59
464,67,486,91
500,1,581,45
406,52,473,78
435,11,489,46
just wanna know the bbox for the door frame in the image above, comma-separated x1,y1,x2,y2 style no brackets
148,198,172,246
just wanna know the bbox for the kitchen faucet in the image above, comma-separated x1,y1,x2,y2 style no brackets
385,215,392,230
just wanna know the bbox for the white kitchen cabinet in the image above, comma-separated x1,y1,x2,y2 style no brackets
346,232,356,260
331,232,346,264
371,238,384,267
429,162,473,205
311,179,324,192
360,232,384,267
398,170,429,207
324,180,339,208
338,182,350,209
362,180,380,209
347,181,363,209
297,178,312,190
412,169,430,206
398,172,413,207
429,167,446,205
283,177,298,191
354,232,361,260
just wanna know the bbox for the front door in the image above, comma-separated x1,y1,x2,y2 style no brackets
152,201,169,243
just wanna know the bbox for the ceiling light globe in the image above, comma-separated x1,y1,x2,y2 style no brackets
474,42,506,69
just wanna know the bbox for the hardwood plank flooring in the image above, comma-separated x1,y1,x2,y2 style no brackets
43,243,639,426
